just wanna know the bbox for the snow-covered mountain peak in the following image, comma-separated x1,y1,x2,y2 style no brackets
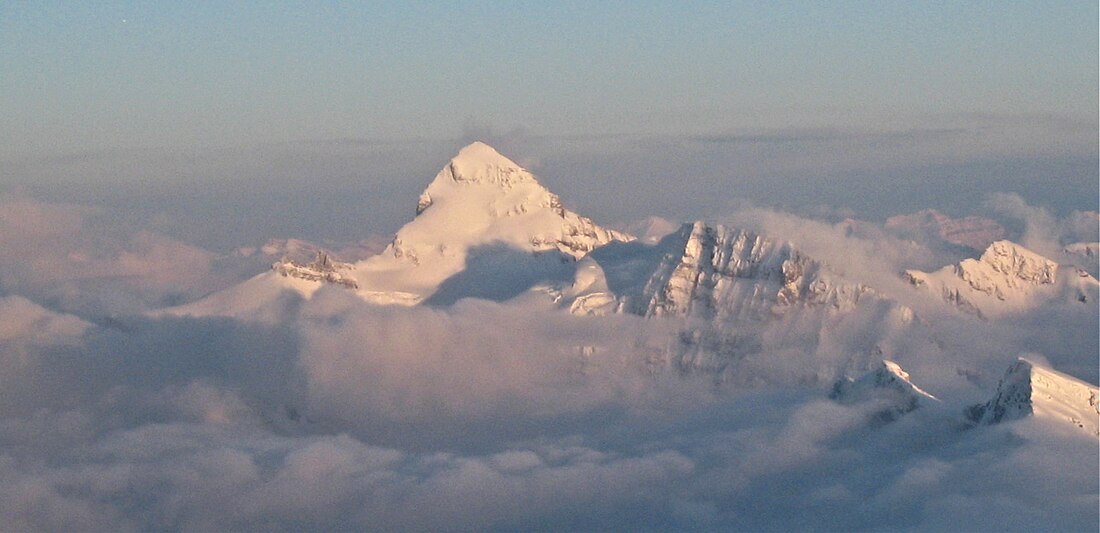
976,240,1057,284
393,143,629,264
969,358,1099,437
904,239,1095,317
830,359,938,421
346,144,631,304
437,141,534,187
906,239,1095,318
169,143,631,310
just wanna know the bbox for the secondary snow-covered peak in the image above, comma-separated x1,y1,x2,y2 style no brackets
903,239,1096,317
976,240,1057,283
969,358,1100,437
830,360,938,421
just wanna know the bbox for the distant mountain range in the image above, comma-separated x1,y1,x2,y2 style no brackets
164,142,1099,436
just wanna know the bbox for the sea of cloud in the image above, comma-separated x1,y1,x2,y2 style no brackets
0,190,1095,531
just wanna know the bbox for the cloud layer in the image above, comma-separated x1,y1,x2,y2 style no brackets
0,194,1095,531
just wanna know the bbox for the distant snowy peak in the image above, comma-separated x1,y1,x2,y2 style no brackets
639,222,874,320
969,358,1099,437
253,237,388,263
273,251,358,289
905,240,1097,317
975,240,1057,283
831,360,938,420
955,240,1058,298
885,209,1006,250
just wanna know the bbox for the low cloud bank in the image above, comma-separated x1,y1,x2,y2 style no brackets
0,195,1095,530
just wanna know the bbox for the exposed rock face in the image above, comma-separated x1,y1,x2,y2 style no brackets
554,222,917,381
963,241,1058,292
637,222,874,320
885,209,1006,251
831,360,938,422
273,251,358,289
968,358,1099,437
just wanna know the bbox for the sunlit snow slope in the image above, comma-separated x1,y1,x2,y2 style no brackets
970,358,1100,437
905,240,1099,317
167,142,631,314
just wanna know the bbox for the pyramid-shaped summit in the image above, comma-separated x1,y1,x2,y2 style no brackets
399,141,630,260
166,142,632,310
439,141,536,186
348,142,632,304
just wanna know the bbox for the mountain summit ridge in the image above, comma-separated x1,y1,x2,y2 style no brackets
443,141,535,186
177,142,630,309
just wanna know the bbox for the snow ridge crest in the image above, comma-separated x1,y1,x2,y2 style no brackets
441,141,535,187
969,357,1100,437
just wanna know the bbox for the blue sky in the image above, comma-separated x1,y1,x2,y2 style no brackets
2,1,1096,156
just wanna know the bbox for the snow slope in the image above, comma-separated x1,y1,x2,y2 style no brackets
904,240,1098,317
350,142,630,305
831,360,938,421
969,358,1100,437
166,142,631,314
160,270,318,322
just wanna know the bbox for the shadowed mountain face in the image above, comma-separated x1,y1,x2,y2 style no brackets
424,244,575,306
